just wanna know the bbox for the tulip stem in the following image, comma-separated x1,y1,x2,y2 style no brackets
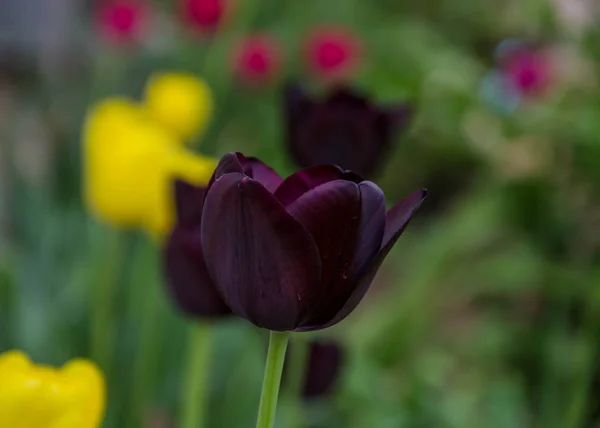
181,321,213,428
283,335,309,428
129,240,165,427
90,229,124,375
256,331,290,428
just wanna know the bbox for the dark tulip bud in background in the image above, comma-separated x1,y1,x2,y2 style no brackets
194,152,425,331
163,180,232,318
284,83,412,178
232,34,282,87
302,340,344,398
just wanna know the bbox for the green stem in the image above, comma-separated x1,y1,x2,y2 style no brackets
90,229,124,375
256,331,290,428
564,281,600,428
129,240,165,426
181,321,213,428
283,336,309,428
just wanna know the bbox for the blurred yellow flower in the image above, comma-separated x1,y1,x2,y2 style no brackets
83,96,218,238
0,350,105,428
144,71,213,142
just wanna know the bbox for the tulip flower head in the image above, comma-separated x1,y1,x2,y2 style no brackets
303,26,361,81
284,83,412,178
181,0,229,35
96,0,147,44
167,152,425,332
0,350,105,428
233,34,282,87
144,72,213,141
83,97,217,238
163,180,233,318
303,341,343,398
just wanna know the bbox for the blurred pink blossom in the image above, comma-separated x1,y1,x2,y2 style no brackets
97,0,147,43
181,0,229,35
303,27,361,82
498,44,552,97
232,34,282,87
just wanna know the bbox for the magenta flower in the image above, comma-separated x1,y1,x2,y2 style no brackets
176,152,425,331
181,0,228,35
233,34,282,87
496,42,552,97
284,83,412,178
303,27,361,81
96,0,146,43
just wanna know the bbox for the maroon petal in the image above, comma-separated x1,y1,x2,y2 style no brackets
327,86,369,108
297,181,386,330
284,82,314,118
207,152,246,190
339,181,387,286
201,173,322,331
285,180,361,324
321,189,427,329
382,189,428,248
163,228,231,318
274,164,361,206
244,157,284,192
303,340,344,398
383,104,413,133
173,180,206,227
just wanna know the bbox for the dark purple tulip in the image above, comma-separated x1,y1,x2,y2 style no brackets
163,180,232,318
196,152,425,331
303,340,344,398
284,83,412,178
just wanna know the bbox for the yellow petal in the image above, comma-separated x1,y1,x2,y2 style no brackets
0,351,105,428
144,149,219,239
144,72,213,142
60,359,106,428
83,98,180,228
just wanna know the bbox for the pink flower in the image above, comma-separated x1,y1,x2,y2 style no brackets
97,0,146,43
181,0,228,35
303,27,361,81
233,34,282,87
498,44,552,97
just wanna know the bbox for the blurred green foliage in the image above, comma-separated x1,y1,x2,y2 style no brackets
2,0,600,427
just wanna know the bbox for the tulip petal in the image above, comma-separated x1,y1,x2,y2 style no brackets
244,157,284,192
327,86,368,108
207,152,245,190
321,189,426,328
285,180,361,324
201,173,321,331
284,83,313,118
164,228,231,317
275,165,361,206
173,180,206,226
297,181,386,330
384,104,412,133
341,181,387,283
303,341,344,398
382,189,427,248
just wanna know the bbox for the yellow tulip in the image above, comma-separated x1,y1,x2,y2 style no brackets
0,350,105,428
144,71,213,142
83,96,218,238
144,149,217,238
